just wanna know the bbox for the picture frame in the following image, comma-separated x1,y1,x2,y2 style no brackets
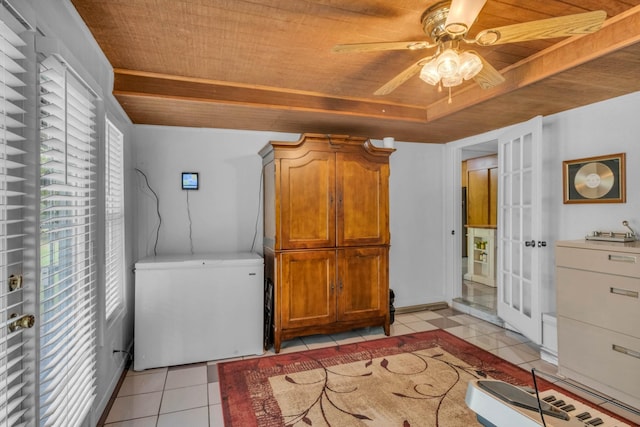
562,153,626,204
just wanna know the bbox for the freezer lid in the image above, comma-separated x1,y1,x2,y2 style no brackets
135,252,263,269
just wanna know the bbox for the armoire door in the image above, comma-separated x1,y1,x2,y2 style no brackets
337,247,388,322
336,153,389,246
280,250,336,329
280,150,335,249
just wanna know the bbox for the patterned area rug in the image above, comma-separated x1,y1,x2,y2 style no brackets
217,330,606,426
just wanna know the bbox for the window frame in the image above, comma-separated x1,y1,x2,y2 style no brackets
104,117,125,322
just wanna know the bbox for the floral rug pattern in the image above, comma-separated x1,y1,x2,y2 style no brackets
218,330,544,426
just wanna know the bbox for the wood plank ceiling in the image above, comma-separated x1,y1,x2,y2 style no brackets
70,0,640,143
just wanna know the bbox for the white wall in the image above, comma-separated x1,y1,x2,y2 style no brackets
132,126,299,258
543,91,640,313
547,91,640,241
133,131,447,308
388,142,446,307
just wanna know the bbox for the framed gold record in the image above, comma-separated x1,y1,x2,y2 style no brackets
563,153,626,204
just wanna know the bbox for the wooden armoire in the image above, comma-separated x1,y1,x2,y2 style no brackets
260,133,394,353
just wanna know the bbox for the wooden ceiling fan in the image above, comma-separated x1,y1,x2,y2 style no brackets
332,0,607,96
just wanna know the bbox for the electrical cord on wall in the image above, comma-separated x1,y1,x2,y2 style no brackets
186,190,194,255
135,168,161,256
250,168,264,254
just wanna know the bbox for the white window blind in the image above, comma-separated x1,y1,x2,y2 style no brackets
104,119,123,320
38,55,97,427
0,18,30,427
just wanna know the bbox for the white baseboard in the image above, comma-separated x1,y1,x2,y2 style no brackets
540,346,558,366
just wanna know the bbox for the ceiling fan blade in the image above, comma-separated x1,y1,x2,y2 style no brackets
445,0,487,35
474,10,607,46
374,56,434,96
470,51,505,89
332,41,435,53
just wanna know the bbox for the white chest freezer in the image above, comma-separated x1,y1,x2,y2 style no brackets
134,252,264,371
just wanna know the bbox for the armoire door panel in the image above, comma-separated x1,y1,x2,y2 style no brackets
338,247,388,322
336,153,389,246
280,151,335,249
280,250,336,328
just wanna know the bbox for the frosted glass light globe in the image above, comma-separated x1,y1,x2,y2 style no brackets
436,49,459,78
458,51,483,80
419,58,440,85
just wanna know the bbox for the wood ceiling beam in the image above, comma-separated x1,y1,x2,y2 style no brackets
113,69,428,123
427,4,640,120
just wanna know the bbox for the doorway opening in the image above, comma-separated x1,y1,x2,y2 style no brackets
456,142,498,317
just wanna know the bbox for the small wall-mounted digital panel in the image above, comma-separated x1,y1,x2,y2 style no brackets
181,172,199,190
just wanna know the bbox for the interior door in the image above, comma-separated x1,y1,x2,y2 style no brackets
497,116,543,344
467,169,489,225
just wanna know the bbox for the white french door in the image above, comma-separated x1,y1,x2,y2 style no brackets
0,4,102,426
496,116,543,344
0,6,36,427
38,54,98,427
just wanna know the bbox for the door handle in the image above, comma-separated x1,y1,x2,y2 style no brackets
537,241,547,248
525,240,535,247
8,313,35,332
8,274,22,291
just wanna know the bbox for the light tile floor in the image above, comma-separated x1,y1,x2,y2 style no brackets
100,307,638,426
461,279,497,312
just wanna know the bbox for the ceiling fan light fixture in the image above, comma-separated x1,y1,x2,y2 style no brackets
441,73,463,88
436,48,459,78
444,0,487,35
419,58,440,85
335,3,607,97
458,51,483,80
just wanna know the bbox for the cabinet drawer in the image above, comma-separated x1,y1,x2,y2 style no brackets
556,246,640,278
557,267,640,338
558,317,640,401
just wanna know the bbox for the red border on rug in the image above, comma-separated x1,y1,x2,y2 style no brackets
218,330,632,426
